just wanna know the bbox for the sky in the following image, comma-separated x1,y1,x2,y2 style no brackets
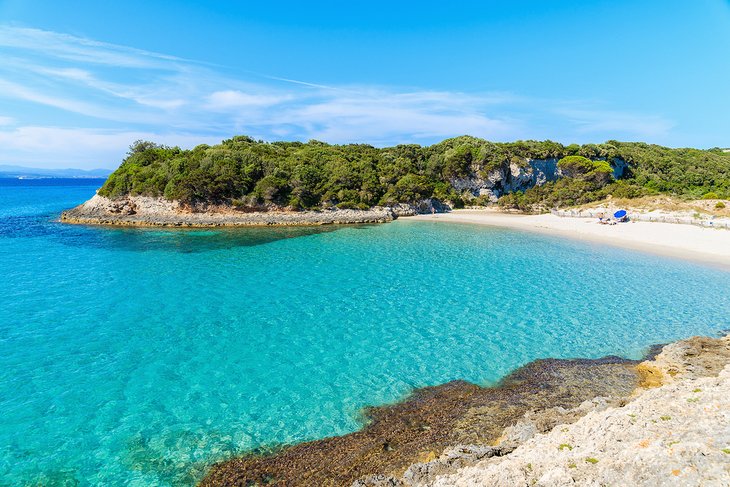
0,0,729,169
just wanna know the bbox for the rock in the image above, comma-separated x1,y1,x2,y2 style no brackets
450,158,562,202
449,157,629,203
639,334,730,384
353,474,405,486
61,194,404,227
396,335,730,487
401,445,511,485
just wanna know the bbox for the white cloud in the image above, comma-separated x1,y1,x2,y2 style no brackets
275,92,517,144
0,126,224,169
556,108,675,139
0,78,108,118
0,23,680,169
0,25,185,68
205,90,292,110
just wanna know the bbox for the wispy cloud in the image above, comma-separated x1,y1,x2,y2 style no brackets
0,126,221,168
555,108,675,139
0,25,186,68
271,90,519,144
0,78,118,119
0,24,675,168
205,90,293,110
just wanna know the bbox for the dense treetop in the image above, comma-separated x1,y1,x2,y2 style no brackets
98,136,730,212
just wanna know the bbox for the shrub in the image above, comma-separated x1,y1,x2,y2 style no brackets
558,155,595,177
253,175,290,204
558,156,614,185
381,174,435,204
703,191,719,199
604,180,646,199
716,201,726,209
442,145,474,178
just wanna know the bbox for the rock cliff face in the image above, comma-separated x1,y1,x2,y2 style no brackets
451,157,628,202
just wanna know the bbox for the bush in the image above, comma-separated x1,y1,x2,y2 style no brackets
604,181,646,199
253,175,289,204
558,156,614,185
702,192,719,199
557,155,595,177
381,174,435,204
716,201,726,209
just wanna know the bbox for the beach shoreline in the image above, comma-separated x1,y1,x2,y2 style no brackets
406,209,730,269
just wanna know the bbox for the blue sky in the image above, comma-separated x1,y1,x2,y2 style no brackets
0,0,729,169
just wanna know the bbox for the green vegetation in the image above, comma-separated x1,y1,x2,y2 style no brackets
585,457,599,464
98,136,730,212
558,443,573,451
557,155,613,185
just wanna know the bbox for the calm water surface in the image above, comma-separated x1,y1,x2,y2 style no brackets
1,179,729,485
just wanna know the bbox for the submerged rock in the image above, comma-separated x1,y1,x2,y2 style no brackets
196,335,730,487
199,356,640,486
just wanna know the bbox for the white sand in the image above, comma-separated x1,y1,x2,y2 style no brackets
408,209,730,268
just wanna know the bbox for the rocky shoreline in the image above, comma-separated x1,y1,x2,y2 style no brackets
60,195,417,227
198,334,730,486
397,334,730,487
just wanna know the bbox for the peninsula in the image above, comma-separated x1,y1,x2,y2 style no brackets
61,136,730,227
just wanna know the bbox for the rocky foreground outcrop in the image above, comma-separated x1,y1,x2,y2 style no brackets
358,335,730,486
198,335,730,487
60,194,413,227
201,356,642,487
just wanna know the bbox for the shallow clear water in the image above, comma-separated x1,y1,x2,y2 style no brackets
1,179,729,486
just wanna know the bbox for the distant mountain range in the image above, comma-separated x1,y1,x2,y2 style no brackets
0,165,112,179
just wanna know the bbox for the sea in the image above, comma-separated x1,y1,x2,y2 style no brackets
1,178,729,485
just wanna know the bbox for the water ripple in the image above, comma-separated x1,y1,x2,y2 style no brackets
1,182,730,485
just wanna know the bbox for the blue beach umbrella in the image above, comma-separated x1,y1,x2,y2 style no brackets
614,209,627,220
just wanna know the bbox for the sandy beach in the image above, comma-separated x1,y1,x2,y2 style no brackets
410,209,730,268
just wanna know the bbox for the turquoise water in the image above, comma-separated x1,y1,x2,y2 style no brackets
1,179,730,486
